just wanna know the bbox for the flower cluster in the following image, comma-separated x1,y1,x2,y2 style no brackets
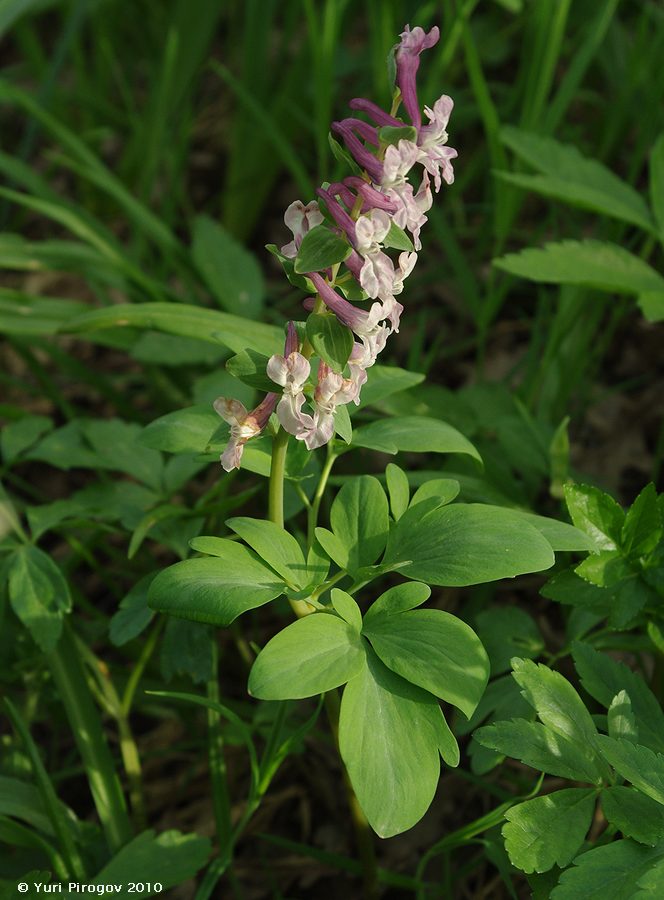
216,25,456,471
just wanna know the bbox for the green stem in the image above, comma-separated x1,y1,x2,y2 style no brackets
307,442,337,550
121,618,163,716
4,697,87,881
208,636,232,850
324,691,378,900
268,427,289,529
47,623,132,852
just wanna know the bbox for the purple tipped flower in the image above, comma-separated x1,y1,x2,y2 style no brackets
331,120,384,183
395,25,440,130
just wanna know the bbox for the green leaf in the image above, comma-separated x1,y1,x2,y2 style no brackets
363,583,431,625
64,302,282,356
597,737,664,807
602,787,664,846
328,133,362,175
512,658,601,751
7,547,71,652
385,463,409,520
140,405,222,454
551,839,664,900
572,643,664,754
334,404,353,444
352,416,481,462
248,612,365,699
564,483,625,552
339,647,449,837
265,243,314,292
148,542,285,626
638,292,664,323
575,551,633,587
409,478,460,511
499,127,655,232
503,788,596,874
315,475,389,575
225,517,308,590
383,221,414,251
0,290,88,336
356,365,424,409
192,215,264,317
227,349,274,392
650,133,664,240
1,415,53,465
331,589,362,632
513,511,595,552
494,240,664,295
383,504,555,586
378,124,418,145
476,719,602,783
160,619,213,685
109,573,156,646
294,225,351,273
475,607,544,675
129,332,225,366
363,608,489,718
622,484,662,558
305,313,353,372
608,690,639,742
92,829,211,897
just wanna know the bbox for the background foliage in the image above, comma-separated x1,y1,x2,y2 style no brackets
1,0,663,896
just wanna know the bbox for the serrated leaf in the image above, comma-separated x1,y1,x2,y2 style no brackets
503,788,596,874
494,240,664,295
551,839,664,900
572,643,664,754
248,612,365,699
7,546,71,652
294,225,351,273
597,737,664,807
363,607,489,718
564,483,625,552
110,573,156,646
602,787,664,846
500,127,654,232
622,484,661,558
608,691,639,742
305,313,353,372
339,647,449,837
383,504,555,586
148,542,285,626
475,718,602,783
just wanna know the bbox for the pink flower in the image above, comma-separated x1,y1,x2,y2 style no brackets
281,200,324,259
214,393,278,472
395,25,440,130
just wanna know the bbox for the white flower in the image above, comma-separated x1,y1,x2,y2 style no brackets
417,95,457,191
280,200,324,258
381,139,421,188
267,351,311,435
214,397,273,472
